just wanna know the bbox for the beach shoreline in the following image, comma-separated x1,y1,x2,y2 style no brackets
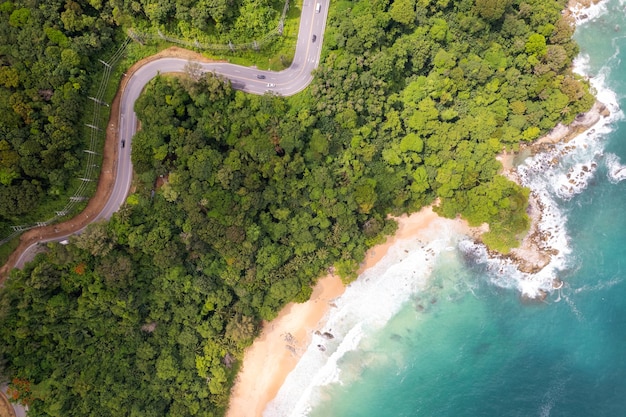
225,69,610,417
495,100,609,276
225,207,476,417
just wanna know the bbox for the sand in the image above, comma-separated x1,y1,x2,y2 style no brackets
0,388,16,417
225,101,611,417
2,0,608,411
225,207,474,417
225,273,344,417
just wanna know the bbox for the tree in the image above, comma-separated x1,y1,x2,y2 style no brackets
390,0,416,26
475,0,510,22
400,133,424,153
0,1,593,414
526,33,548,57
73,221,114,257
354,179,377,214
225,314,256,346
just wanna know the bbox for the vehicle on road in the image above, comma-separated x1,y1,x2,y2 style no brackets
312,35,317,42
8,0,330,272
257,74,266,79
121,139,125,148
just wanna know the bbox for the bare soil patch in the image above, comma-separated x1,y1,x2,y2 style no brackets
0,391,16,417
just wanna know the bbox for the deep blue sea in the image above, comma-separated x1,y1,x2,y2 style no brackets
266,2,626,416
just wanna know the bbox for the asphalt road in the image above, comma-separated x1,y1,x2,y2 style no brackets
14,0,330,268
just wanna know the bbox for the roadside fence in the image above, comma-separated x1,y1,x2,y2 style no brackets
0,38,131,246
1,0,292,246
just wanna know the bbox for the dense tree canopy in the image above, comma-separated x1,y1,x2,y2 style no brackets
0,0,285,236
0,0,595,415
313,0,593,248
0,0,118,233
114,0,283,43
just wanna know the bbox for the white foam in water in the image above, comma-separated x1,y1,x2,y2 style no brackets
554,160,600,200
605,153,626,182
573,276,624,294
264,227,463,417
569,0,609,25
459,46,624,299
537,375,566,417
265,5,626,416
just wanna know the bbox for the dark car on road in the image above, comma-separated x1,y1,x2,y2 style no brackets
312,35,317,42
257,74,266,79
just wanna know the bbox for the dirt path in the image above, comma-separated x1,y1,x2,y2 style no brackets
0,391,16,417
0,47,218,282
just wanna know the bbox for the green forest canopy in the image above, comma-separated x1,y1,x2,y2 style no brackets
0,0,595,416
0,0,285,237
0,0,117,232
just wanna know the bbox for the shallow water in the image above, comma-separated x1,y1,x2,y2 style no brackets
267,2,626,416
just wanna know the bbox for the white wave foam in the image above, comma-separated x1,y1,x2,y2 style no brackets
458,236,567,299
264,9,626,416
572,276,623,293
569,0,609,25
573,52,591,77
264,224,464,417
554,160,599,200
538,376,566,417
459,44,624,298
564,294,585,321
605,153,626,182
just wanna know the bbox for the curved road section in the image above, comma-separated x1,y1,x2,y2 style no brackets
13,0,330,269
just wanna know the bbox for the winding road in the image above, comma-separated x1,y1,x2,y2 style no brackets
11,0,330,270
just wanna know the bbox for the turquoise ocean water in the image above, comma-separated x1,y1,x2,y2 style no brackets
266,3,626,416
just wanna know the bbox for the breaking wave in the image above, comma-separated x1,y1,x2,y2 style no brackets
458,44,623,299
264,223,465,417
605,153,626,182
263,4,625,416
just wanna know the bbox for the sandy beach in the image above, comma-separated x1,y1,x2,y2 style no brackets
225,207,473,417
225,273,344,417
226,96,610,416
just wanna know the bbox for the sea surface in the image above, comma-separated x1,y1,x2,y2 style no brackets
266,2,626,416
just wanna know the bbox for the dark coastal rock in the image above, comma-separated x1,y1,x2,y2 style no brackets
600,105,611,117
222,352,236,368
520,289,548,303
315,330,335,340
552,278,564,289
